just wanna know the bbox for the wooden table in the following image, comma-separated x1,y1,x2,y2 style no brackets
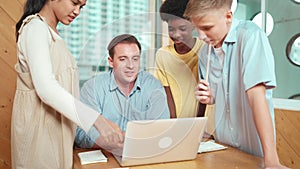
73,145,263,169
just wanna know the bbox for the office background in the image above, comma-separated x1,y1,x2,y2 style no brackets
0,0,299,168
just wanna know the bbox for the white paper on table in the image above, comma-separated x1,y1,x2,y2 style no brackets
78,150,108,165
198,140,227,153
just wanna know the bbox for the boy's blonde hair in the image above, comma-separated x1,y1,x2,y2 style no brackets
184,0,232,19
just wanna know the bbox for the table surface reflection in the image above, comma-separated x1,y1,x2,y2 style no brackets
73,144,263,169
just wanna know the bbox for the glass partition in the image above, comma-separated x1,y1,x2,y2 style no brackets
58,0,160,86
266,0,300,99
233,0,300,99
57,0,300,98
286,33,300,67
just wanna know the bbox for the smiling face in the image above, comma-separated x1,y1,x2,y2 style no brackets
167,18,195,48
108,42,141,89
52,0,86,25
191,9,232,48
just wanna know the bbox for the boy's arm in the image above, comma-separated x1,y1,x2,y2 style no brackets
246,83,282,168
164,86,177,118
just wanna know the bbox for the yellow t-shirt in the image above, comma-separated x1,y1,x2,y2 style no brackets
154,38,204,117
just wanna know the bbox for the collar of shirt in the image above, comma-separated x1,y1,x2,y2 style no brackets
223,18,240,45
109,70,142,94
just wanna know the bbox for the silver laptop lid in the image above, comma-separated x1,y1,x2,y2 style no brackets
116,117,207,166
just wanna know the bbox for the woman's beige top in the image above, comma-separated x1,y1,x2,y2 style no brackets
11,14,99,169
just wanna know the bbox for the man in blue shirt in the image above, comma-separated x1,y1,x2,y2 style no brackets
75,34,170,154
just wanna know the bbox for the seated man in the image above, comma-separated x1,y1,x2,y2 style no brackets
75,34,170,153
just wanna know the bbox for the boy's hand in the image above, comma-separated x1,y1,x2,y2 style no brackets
195,80,214,104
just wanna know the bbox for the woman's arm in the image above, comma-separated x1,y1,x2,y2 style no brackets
19,19,123,145
21,19,99,131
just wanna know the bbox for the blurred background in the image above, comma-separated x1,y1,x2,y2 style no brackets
0,0,300,168
56,0,300,99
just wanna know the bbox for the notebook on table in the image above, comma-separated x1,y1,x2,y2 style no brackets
113,117,208,167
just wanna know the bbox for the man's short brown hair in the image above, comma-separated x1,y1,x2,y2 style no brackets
107,34,141,58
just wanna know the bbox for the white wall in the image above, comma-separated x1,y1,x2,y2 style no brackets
268,0,300,98
237,0,300,99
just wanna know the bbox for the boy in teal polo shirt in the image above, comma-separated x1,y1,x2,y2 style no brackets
184,0,288,168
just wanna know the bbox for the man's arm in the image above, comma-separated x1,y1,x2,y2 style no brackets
246,83,283,168
164,86,177,118
74,127,98,148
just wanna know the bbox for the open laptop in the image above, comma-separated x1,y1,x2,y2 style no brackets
113,117,207,167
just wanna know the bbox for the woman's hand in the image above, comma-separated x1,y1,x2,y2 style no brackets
93,115,124,155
